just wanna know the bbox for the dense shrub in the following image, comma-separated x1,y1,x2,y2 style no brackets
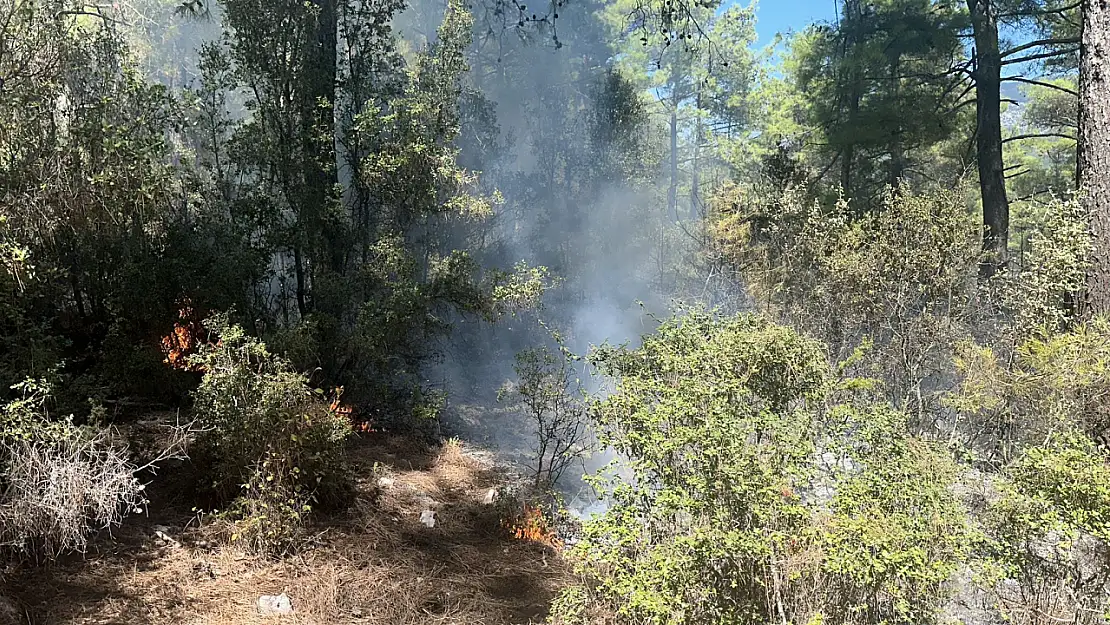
553,310,969,625
949,321,1110,622
189,313,352,554
710,184,982,427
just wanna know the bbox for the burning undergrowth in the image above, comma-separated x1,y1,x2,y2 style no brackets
502,502,565,550
159,298,213,371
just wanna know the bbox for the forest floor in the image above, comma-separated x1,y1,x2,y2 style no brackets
1,427,571,625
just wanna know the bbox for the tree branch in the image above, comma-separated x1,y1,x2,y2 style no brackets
56,9,122,24
1001,37,1080,58
1002,132,1077,144
1002,48,1078,66
948,98,978,114
1001,76,1078,96
999,1,1081,19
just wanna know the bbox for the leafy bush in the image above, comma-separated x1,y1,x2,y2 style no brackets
189,313,351,554
710,184,982,426
1002,196,1090,337
554,310,969,625
949,321,1110,622
499,333,591,489
977,433,1110,625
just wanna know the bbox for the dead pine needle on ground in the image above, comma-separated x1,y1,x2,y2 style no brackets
2,435,572,625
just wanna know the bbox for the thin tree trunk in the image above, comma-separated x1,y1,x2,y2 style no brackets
1081,0,1110,315
840,0,862,200
690,90,702,220
293,246,307,318
669,89,679,222
889,59,905,188
968,0,1010,276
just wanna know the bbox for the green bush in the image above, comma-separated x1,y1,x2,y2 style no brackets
189,313,351,554
949,321,1110,623
710,184,981,426
555,310,969,625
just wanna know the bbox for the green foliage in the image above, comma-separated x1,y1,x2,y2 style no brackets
189,313,350,553
1005,196,1090,337
202,0,543,426
499,332,590,488
0,378,69,450
711,184,981,419
948,322,1110,623
978,432,1110,624
948,318,1110,453
820,407,969,621
789,0,969,202
559,310,969,625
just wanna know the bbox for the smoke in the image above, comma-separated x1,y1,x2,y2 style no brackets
392,0,683,513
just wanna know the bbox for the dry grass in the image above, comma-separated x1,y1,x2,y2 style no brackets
2,435,571,625
0,430,145,559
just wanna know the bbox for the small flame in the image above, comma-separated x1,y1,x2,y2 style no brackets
160,299,207,371
502,504,563,550
329,387,380,434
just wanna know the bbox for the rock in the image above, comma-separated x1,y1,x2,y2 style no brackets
258,593,294,616
377,476,395,489
152,528,179,548
483,488,498,504
419,509,436,528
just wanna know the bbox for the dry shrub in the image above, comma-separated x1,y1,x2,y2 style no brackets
0,429,145,559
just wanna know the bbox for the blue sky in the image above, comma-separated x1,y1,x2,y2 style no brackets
750,0,837,48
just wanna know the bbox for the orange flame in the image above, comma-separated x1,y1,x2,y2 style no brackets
502,504,563,550
160,299,206,371
328,387,380,434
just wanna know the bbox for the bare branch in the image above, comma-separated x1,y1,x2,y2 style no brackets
1001,76,1078,96
1001,37,1080,58
1002,132,1077,144
1002,47,1078,66
999,1,1081,19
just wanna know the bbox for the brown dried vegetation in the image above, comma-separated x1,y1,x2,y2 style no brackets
2,436,570,625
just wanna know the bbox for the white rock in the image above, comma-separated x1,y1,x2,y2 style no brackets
258,593,294,616
419,509,436,528
377,476,395,488
483,488,498,504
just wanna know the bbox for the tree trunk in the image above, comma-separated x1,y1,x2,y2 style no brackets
293,246,308,318
668,89,679,222
690,89,702,221
1081,0,1110,315
968,0,1010,277
889,59,905,188
305,0,342,275
840,0,862,201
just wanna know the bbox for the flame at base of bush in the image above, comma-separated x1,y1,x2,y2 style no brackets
328,387,382,434
159,299,215,371
502,504,563,550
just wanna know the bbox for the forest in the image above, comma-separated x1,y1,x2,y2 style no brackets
1,0,1110,622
